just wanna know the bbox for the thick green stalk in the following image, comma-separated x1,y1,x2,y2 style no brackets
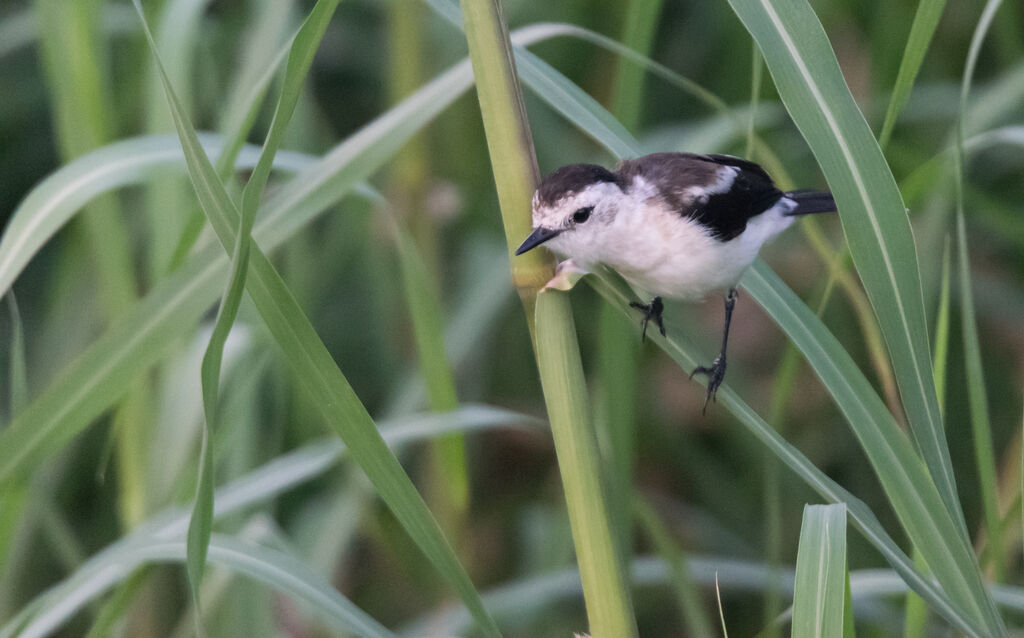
534,293,638,638
458,0,638,635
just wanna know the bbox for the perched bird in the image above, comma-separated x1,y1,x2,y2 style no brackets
515,152,836,411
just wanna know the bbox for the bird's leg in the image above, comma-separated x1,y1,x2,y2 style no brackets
690,288,738,413
629,296,666,342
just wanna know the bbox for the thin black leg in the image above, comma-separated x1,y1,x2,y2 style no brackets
629,296,666,342
690,288,737,413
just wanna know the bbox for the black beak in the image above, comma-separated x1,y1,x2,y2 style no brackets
515,227,562,255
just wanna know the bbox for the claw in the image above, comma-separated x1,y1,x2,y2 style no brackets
630,297,665,342
690,356,727,414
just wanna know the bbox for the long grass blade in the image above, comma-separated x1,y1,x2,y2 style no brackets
878,0,949,148
0,134,310,300
932,237,952,412
609,0,664,132
0,23,567,489
6,534,397,638
791,504,847,638
131,1,499,631
418,4,998,630
132,0,344,622
723,0,961,543
954,0,1005,582
393,223,467,509
1,406,534,638
634,499,715,637
590,275,980,635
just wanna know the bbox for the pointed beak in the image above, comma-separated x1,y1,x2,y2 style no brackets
515,226,562,255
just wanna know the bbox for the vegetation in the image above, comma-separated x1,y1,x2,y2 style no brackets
0,0,1022,635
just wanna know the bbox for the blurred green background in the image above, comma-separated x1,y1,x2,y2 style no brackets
1,0,1022,635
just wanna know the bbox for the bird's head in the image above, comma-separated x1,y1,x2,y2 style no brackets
515,163,627,260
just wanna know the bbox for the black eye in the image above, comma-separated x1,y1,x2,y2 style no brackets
572,207,593,224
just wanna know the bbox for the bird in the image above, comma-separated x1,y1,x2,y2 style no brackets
514,152,836,412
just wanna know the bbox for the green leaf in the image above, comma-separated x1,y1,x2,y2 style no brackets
6,534,397,638
0,134,311,300
131,0,498,631
609,0,665,132
4,294,26,416
589,273,985,637
954,0,1006,581
0,23,565,491
393,224,467,507
743,263,998,636
433,11,996,630
133,1,344,622
723,0,960,549
878,0,949,148
931,237,952,412
791,504,847,638
1,405,534,638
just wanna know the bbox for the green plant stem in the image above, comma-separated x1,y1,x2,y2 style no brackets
634,499,714,637
458,0,638,635
534,291,638,638
388,0,469,525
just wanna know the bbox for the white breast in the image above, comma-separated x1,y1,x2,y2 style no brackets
601,197,797,300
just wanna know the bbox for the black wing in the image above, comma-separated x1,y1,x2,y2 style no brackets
617,153,784,241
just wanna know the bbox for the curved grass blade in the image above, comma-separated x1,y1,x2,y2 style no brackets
430,13,998,630
413,4,999,629
1,405,534,638
132,0,498,631
791,504,847,638
131,0,343,618
723,0,961,545
742,263,999,636
589,272,985,637
5,534,396,638
954,0,1006,580
0,23,566,490
878,0,949,148
0,134,311,300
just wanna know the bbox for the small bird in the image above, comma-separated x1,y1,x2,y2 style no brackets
515,152,836,411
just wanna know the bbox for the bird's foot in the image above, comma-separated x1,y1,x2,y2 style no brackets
629,296,666,342
690,355,726,414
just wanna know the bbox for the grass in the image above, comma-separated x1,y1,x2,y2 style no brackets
1,0,1022,635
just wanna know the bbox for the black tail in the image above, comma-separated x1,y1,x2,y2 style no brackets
784,189,836,216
